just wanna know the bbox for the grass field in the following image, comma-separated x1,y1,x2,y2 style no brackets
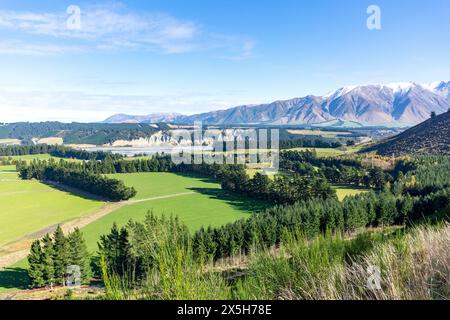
36,137,63,145
333,184,369,201
106,173,217,200
0,166,18,180
82,172,268,252
0,179,104,248
0,165,104,248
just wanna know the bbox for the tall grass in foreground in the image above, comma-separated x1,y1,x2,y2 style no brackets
235,224,449,300
100,222,449,300
101,217,231,300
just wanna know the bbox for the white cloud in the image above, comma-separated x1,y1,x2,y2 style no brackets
0,90,248,123
0,40,83,55
0,4,255,57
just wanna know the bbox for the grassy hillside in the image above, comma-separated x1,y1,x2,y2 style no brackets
365,111,450,156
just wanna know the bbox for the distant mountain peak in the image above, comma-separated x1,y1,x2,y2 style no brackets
104,112,183,124
103,81,450,127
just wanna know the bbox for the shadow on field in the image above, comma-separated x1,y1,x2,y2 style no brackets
43,181,111,202
173,172,218,184
0,267,29,291
188,187,270,213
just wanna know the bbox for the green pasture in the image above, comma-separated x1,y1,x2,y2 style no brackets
82,172,268,252
333,184,369,201
0,167,104,248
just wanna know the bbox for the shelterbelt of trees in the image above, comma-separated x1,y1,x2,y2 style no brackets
279,138,342,149
18,159,137,201
0,144,123,161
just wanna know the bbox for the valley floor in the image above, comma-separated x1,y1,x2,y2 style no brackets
0,168,267,292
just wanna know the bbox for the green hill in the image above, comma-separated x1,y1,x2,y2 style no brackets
364,111,450,156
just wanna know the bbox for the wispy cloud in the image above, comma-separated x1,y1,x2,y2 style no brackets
0,40,83,55
0,90,249,122
0,3,255,57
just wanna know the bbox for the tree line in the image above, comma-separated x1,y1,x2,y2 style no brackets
279,139,342,149
281,150,394,189
188,156,450,260
18,159,136,201
0,144,123,161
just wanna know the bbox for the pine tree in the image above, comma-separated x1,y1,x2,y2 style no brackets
118,227,134,276
41,234,55,287
67,228,91,284
53,225,69,285
27,240,45,288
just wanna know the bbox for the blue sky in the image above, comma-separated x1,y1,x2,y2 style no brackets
0,0,449,122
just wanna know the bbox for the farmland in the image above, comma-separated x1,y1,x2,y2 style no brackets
1,147,448,300
82,172,268,251
0,178,104,249
0,168,267,292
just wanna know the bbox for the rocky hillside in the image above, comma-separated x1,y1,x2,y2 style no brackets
364,110,450,156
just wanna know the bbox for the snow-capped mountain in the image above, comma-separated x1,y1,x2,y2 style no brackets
427,81,450,99
105,81,450,127
174,81,450,126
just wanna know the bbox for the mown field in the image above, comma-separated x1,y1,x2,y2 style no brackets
0,171,104,248
82,172,268,252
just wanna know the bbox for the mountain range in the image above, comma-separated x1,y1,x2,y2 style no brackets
104,81,450,127
103,112,182,124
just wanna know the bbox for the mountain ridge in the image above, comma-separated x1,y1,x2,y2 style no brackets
104,112,182,124
104,81,450,127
